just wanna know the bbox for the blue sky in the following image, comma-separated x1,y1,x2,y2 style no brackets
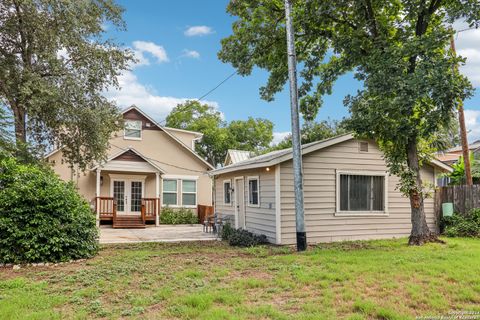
105,0,480,143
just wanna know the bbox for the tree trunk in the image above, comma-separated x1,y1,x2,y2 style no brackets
12,104,27,145
406,138,438,245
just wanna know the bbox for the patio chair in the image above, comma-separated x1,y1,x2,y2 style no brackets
203,214,215,233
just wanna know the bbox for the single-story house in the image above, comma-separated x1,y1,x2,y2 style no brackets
46,106,214,228
210,134,452,244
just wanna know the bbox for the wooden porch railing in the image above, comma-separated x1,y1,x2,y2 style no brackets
95,197,117,221
142,198,159,222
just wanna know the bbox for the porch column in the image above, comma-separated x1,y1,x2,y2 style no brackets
155,172,160,226
96,169,101,227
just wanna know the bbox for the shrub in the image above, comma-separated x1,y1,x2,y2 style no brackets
0,157,99,263
221,223,268,247
160,207,198,224
443,209,480,238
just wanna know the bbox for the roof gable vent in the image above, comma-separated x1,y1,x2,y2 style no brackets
359,141,369,152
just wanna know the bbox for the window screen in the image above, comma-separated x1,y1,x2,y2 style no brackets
224,181,231,204
248,178,259,205
163,179,177,206
339,174,384,211
182,180,196,206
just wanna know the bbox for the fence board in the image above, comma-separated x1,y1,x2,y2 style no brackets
435,185,480,216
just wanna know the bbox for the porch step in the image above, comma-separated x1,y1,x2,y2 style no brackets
113,215,146,229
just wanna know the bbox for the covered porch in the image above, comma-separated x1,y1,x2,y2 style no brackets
93,148,164,228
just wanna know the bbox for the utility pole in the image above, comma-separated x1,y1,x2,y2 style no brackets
450,34,473,186
284,0,307,251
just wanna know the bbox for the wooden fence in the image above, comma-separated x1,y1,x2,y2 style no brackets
435,185,480,217
197,205,214,223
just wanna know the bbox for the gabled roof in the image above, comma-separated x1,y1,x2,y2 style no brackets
224,149,252,166
91,147,165,173
122,106,214,170
210,133,453,176
45,106,214,170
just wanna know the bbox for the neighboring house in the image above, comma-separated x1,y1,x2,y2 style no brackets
210,134,452,244
437,141,480,165
46,106,214,228
224,149,252,166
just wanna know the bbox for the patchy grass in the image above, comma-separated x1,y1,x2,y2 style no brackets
1,238,479,319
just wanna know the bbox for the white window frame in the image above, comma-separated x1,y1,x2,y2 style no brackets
181,179,197,208
335,170,389,216
223,179,232,206
124,120,142,141
162,179,178,207
247,176,260,208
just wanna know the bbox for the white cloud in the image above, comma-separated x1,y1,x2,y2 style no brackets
182,49,200,59
184,26,214,37
105,70,218,121
272,131,291,145
132,41,169,64
454,24,480,87
464,109,480,142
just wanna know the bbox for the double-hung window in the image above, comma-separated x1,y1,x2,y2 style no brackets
223,180,232,205
337,172,386,214
182,180,197,207
248,177,259,206
163,179,177,206
124,120,142,140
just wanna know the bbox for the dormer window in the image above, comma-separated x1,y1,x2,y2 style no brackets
124,120,142,140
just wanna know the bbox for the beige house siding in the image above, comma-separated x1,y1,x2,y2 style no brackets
214,168,277,242
47,124,212,208
279,139,437,245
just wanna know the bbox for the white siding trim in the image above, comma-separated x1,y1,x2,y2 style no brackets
335,170,389,216
275,164,282,245
162,174,199,180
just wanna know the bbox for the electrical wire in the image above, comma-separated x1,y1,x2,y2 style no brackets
109,142,211,175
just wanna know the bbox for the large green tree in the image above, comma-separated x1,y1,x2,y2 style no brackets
0,0,133,170
272,119,348,151
165,100,273,167
219,0,479,245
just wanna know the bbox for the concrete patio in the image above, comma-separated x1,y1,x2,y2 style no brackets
99,224,217,244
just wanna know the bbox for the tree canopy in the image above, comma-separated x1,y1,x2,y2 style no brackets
219,0,479,244
0,0,133,170
271,119,348,151
165,100,273,167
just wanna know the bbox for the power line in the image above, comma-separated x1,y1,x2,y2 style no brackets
197,71,238,101
109,142,210,174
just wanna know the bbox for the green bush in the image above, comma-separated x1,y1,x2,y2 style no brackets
221,223,268,247
0,157,99,263
159,207,198,224
443,209,480,238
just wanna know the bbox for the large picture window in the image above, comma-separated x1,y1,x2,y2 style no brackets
124,120,142,139
338,173,386,213
182,180,197,207
163,179,177,206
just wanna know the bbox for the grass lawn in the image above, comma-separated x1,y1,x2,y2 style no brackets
0,238,479,320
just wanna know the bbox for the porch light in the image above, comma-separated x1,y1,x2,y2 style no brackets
266,167,270,172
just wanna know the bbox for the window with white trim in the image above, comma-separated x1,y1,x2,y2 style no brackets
248,177,259,206
182,180,197,206
223,180,232,205
124,120,142,139
338,173,385,212
163,179,177,206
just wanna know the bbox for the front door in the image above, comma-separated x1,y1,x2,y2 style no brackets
235,178,245,229
112,178,144,215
